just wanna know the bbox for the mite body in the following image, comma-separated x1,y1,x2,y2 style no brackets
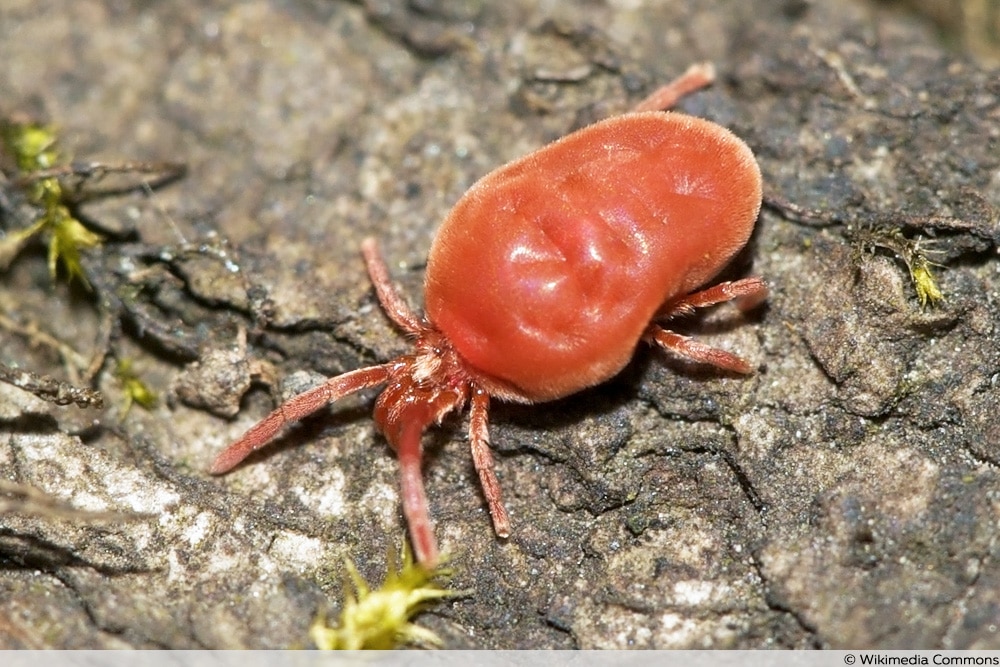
212,64,767,566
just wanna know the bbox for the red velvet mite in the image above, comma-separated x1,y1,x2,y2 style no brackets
211,63,767,566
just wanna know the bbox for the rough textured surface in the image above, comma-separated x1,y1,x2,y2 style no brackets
1,0,999,650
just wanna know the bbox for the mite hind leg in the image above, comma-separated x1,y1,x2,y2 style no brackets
646,277,768,373
632,62,716,113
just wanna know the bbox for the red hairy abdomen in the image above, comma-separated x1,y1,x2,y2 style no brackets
424,112,762,401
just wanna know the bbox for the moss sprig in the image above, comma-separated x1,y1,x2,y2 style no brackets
310,544,467,650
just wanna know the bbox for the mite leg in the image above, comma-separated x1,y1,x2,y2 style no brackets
632,62,716,113
646,277,768,374
646,328,754,374
361,238,425,336
658,277,769,318
210,364,393,474
469,387,511,539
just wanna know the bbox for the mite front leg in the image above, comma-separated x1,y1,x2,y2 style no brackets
361,237,426,336
210,364,393,474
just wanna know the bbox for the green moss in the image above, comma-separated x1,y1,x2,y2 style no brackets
854,228,944,309
115,359,158,415
1,119,103,286
907,253,944,308
310,544,467,650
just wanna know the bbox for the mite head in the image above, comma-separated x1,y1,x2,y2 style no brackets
371,330,471,451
